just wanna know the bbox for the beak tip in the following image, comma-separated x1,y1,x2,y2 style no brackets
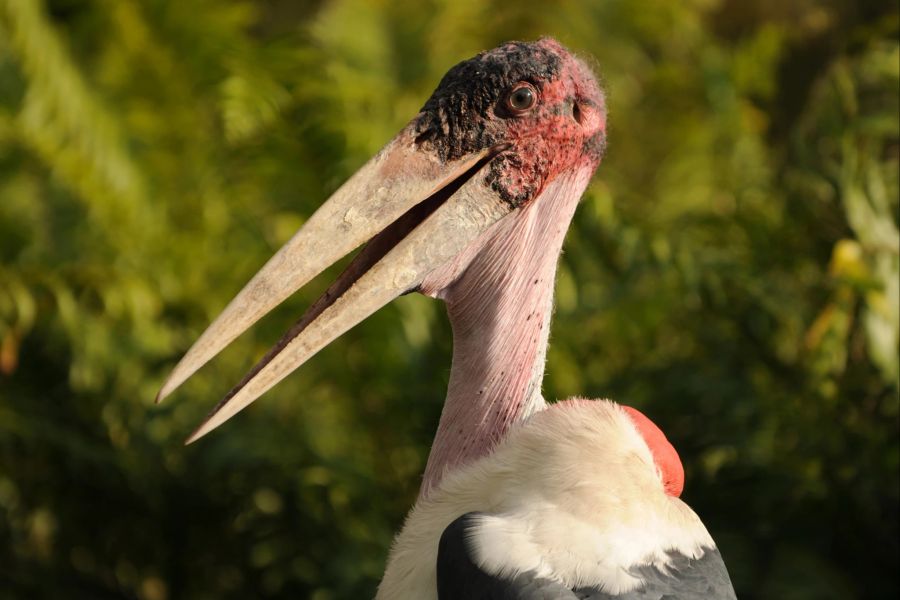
184,427,205,446
156,371,184,405
185,412,221,445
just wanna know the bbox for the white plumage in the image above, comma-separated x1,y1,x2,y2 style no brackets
376,399,716,599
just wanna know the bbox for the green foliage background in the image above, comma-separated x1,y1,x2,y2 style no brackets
0,0,897,598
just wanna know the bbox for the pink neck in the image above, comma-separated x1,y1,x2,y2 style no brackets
419,171,587,495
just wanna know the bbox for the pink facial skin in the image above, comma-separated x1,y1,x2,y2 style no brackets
414,38,607,206
485,39,607,205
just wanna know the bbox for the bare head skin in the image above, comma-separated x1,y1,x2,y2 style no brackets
415,38,606,209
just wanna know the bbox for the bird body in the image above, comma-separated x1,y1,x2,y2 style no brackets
158,38,737,599
378,400,735,599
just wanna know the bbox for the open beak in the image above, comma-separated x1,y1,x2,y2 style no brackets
157,123,513,443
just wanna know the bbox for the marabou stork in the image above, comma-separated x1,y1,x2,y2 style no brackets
158,38,736,598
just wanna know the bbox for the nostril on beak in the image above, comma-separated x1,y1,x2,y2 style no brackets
572,101,583,125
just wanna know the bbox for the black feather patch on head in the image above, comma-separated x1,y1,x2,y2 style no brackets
414,41,563,162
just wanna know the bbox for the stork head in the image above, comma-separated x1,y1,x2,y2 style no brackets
414,38,606,207
157,39,607,442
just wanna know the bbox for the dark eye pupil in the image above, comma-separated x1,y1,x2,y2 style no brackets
510,87,534,110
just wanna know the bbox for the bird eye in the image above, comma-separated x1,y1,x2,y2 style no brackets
505,83,537,115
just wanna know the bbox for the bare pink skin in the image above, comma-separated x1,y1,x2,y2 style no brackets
417,40,607,495
620,405,685,497
485,41,607,205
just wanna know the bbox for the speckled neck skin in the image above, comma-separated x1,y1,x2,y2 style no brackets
414,38,607,495
419,167,595,494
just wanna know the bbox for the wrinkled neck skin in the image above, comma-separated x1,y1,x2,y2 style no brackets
418,168,592,496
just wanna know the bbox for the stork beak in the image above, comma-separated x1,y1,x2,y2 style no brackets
157,123,513,443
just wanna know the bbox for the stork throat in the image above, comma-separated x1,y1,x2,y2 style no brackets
420,167,595,495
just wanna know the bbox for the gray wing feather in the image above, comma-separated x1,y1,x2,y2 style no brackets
575,548,737,600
